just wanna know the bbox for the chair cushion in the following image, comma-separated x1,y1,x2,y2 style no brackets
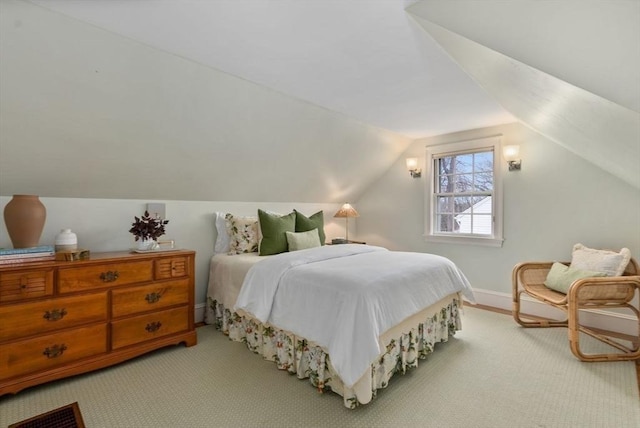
544,262,607,294
570,244,631,277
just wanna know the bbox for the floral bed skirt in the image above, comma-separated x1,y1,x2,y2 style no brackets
205,295,461,408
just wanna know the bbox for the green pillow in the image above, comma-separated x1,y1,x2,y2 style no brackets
258,209,296,256
544,262,607,294
286,229,321,252
294,210,326,245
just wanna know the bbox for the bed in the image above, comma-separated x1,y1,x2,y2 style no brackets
204,242,475,408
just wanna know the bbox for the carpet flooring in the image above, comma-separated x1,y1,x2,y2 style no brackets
1,307,638,428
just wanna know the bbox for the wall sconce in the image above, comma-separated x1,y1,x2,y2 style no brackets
503,145,521,171
406,157,421,178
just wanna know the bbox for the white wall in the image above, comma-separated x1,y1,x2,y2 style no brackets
0,0,411,204
0,197,347,321
355,122,640,331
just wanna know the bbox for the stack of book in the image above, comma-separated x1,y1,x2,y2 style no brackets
0,245,56,265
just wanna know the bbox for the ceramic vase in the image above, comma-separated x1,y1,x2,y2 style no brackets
137,238,159,251
3,195,47,248
55,228,78,251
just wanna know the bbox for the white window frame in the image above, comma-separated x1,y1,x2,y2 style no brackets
423,135,504,247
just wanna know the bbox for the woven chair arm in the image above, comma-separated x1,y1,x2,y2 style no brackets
568,275,640,303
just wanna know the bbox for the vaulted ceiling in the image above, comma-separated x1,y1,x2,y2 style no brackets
408,1,639,189
27,0,515,139
26,0,639,189
2,0,638,202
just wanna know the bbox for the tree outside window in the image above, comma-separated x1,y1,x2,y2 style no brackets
424,136,504,247
435,150,493,235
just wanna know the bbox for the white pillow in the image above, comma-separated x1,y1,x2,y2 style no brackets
286,229,321,252
214,212,231,254
570,243,631,277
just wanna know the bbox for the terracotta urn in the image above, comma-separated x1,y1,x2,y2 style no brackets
3,195,47,248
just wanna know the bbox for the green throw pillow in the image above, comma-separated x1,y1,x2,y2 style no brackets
286,229,321,252
544,262,607,294
294,209,326,245
258,209,296,256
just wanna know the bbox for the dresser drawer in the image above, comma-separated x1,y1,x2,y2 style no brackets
0,268,54,303
111,306,188,350
0,292,107,342
58,260,153,293
0,324,107,381
111,278,189,318
155,256,190,280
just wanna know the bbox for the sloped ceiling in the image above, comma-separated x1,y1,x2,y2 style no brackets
1,0,638,203
407,0,640,189
25,0,514,139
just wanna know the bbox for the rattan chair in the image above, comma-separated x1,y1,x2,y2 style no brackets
512,257,640,361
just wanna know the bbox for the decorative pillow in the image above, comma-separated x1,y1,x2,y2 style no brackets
286,229,321,252
225,213,259,254
294,209,326,245
256,209,281,249
258,209,296,256
214,212,231,253
570,243,631,276
544,262,607,294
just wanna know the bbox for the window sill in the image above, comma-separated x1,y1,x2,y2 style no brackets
423,234,504,248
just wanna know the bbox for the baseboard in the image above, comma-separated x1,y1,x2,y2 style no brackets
195,303,205,324
468,288,638,337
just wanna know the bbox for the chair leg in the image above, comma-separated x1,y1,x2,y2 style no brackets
568,301,640,362
512,290,568,328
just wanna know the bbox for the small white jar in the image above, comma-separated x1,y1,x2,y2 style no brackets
55,228,78,251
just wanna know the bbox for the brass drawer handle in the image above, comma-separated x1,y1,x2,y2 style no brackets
145,321,162,333
43,344,67,359
145,292,162,304
43,308,67,321
100,270,119,282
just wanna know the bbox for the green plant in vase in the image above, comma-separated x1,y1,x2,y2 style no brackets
129,210,169,250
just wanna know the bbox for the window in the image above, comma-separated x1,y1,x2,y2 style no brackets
424,136,504,247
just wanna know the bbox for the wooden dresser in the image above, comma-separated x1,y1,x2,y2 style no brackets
0,249,197,395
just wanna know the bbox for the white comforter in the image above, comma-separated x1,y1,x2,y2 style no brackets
234,244,474,387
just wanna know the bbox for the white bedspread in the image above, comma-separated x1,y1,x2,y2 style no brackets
208,252,261,309
234,244,474,387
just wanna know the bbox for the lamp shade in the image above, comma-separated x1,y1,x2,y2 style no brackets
406,157,419,171
503,145,520,161
334,203,359,218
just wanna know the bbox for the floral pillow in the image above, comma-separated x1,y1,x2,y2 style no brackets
225,213,259,254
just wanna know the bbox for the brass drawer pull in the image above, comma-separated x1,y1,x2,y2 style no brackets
43,344,67,359
145,292,162,304
145,321,162,333
43,308,67,321
100,270,119,282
